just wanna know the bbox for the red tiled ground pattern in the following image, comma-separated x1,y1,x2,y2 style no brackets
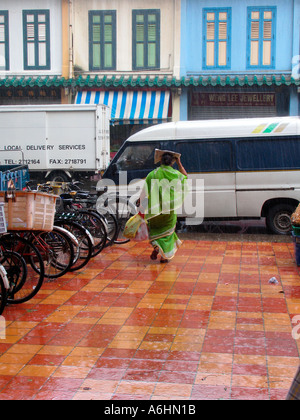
0,239,299,400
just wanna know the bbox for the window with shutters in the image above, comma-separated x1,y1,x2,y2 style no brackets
23,10,50,70
89,10,116,71
247,7,276,69
203,8,231,69
132,9,160,70
0,11,9,70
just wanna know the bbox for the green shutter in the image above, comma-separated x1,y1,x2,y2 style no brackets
133,10,160,70
89,11,116,71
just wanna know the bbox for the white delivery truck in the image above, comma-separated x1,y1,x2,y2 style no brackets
0,104,110,182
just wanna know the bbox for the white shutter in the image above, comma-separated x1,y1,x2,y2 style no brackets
251,20,260,39
263,41,271,66
219,21,227,40
218,42,227,66
207,21,215,40
38,24,46,42
27,24,35,41
206,43,215,66
263,20,272,39
0,26,4,42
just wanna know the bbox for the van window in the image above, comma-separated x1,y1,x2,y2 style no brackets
116,142,160,171
176,140,233,172
237,137,300,170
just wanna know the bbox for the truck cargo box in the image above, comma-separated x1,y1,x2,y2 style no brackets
0,104,110,182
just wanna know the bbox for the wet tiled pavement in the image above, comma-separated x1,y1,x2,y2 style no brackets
0,234,300,400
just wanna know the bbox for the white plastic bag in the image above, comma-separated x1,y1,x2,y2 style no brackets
134,220,149,242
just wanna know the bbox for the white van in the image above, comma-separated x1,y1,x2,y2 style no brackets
100,116,300,234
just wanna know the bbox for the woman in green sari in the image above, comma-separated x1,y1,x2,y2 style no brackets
140,150,188,263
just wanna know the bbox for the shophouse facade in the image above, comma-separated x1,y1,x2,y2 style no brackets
0,0,182,150
0,0,299,152
0,0,70,104
71,0,181,151
179,0,300,120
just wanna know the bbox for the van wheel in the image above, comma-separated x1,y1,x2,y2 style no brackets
266,204,294,235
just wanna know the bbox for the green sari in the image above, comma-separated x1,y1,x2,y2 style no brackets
145,165,187,260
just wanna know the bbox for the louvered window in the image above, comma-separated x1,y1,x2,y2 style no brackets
23,10,50,70
203,9,231,69
133,10,160,70
0,11,9,70
247,7,276,69
89,11,116,71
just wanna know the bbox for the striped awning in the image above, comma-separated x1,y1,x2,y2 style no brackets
74,90,171,124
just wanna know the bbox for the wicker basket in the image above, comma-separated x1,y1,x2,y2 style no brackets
0,191,57,231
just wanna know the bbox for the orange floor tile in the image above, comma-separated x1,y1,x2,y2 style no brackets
0,238,299,400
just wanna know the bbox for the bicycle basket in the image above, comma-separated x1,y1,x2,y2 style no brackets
0,191,57,231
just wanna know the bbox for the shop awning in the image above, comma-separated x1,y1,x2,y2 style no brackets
74,90,171,124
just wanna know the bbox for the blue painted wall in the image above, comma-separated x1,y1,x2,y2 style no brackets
179,0,300,119
180,0,297,76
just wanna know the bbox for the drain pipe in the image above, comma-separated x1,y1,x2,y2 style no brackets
69,0,74,79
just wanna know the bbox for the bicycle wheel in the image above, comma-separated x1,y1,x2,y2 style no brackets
95,205,118,247
0,234,44,304
0,266,8,315
31,228,74,279
75,210,107,256
54,220,93,271
2,249,27,292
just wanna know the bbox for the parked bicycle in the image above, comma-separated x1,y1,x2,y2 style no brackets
54,216,93,271
55,210,107,257
28,181,115,248
0,200,45,308
53,182,121,245
50,181,137,245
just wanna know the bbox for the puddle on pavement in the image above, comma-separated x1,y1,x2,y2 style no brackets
177,218,293,242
